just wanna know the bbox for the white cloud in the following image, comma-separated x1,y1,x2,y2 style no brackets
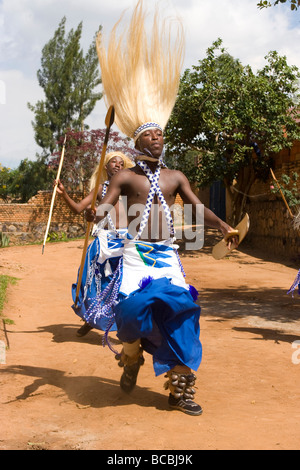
0,69,44,167
174,0,300,71
0,0,300,168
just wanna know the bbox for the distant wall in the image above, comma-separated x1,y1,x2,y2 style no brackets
245,199,299,260
244,143,300,261
1,149,300,263
0,191,87,245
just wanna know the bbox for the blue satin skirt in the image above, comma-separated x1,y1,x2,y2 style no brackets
114,277,202,376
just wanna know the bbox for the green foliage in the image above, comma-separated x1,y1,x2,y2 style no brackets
28,17,102,154
0,164,13,200
165,39,300,223
271,172,300,207
46,231,68,243
0,127,134,200
0,275,17,321
0,156,55,202
258,0,300,11
0,232,10,248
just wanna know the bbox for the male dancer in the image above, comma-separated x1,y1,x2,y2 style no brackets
86,127,238,415
85,0,238,415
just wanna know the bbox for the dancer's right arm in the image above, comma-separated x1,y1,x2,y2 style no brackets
55,179,102,215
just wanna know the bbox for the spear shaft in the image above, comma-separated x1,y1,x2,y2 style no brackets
42,135,67,254
270,168,294,219
75,106,115,307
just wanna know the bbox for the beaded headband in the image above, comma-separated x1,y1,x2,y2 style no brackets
133,122,163,142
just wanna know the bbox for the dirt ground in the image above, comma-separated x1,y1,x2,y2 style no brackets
0,232,299,451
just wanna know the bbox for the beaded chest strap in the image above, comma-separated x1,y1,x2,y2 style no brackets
134,161,175,240
94,181,118,234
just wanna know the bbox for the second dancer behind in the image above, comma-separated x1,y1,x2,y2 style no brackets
55,151,135,337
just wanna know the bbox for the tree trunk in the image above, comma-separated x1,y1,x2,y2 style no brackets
225,165,256,227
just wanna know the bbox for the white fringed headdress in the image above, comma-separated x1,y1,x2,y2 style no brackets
96,0,185,142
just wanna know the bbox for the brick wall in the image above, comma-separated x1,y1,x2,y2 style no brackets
1,146,299,260
0,190,87,244
245,141,300,261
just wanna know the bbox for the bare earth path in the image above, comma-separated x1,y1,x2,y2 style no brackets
0,235,299,450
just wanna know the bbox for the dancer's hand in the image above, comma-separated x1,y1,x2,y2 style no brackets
54,179,65,195
224,229,239,250
85,208,96,222
220,222,239,249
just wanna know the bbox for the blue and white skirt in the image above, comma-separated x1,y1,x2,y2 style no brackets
72,228,130,331
115,239,202,376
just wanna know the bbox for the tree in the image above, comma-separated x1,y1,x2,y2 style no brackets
28,17,102,154
0,164,14,201
50,129,135,193
0,158,55,203
257,0,300,10
165,39,300,225
0,129,134,202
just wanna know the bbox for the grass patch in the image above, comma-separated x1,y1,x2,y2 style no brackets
0,275,18,324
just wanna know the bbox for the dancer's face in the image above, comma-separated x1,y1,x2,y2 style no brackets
106,156,125,178
137,128,164,158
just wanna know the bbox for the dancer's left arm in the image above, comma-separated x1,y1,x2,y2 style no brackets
177,171,238,245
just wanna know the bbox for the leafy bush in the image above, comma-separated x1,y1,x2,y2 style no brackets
0,232,9,248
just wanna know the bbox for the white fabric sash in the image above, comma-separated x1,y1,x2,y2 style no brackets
120,238,188,296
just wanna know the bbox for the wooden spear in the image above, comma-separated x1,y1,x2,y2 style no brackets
42,134,67,254
74,106,115,307
270,168,294,219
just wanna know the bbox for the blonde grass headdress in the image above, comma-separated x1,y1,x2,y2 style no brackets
89,151,135,190
96,0,185,143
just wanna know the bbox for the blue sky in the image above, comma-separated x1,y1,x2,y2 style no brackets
0,0,300,168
